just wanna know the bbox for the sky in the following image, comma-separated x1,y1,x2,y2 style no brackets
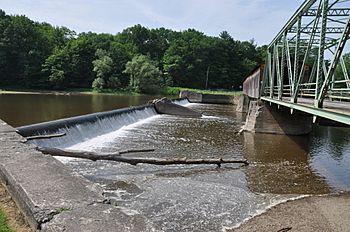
0,0,305,45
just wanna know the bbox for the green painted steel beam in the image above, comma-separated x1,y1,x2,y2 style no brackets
317,14,350,106
286,37,337,45
262,0,350,105
261,97,350,125
268,0,317,49
289,26,345,34
304,8,350,16
292,2,322,103
315,0,328,106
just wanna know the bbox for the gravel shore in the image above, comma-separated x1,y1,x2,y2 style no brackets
229,192,350,232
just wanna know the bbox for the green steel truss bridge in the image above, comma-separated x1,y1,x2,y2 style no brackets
261,0,350,126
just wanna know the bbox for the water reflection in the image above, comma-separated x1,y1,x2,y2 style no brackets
0,93,159,127
309,126,350,191
242,132,331,194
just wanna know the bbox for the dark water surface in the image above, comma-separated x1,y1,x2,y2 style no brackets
1,93,349,231
0,92,159,127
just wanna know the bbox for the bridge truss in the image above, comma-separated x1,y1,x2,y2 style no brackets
261,0,350,125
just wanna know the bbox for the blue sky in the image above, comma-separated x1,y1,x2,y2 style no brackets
0,0,304,45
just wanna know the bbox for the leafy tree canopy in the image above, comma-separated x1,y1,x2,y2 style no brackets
124,54,163,94
0,9,267,93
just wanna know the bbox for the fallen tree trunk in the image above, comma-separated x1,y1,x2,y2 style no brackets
36,147,155,161
36,147,249,167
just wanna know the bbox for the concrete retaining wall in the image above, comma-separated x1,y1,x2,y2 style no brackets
179,90,237,104
0,120,148,231
242,101,313,135
154,99,202,117
236,94,251,113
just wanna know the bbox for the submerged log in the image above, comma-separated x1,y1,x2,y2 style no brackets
36,147,249,167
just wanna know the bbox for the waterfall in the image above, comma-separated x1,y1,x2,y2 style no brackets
17,105,157,148
16,98,190,148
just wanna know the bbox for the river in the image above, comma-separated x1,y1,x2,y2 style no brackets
1,92,349,231
0,92,160,127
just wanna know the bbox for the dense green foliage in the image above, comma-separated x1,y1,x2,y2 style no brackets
124,55,163,93
0,10,266,93
335,52,350,84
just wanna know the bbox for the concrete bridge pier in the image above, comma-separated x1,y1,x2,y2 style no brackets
236,94,250,113
242,100,313,135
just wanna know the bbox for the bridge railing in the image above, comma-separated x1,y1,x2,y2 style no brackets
261,0,350,107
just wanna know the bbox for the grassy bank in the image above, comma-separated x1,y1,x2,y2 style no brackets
0,88,142,96
0,210,14,232
165,87,241,96
0,87,241,97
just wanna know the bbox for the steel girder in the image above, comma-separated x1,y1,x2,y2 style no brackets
289,26,344,34
262,0,350,113
305,8,350,16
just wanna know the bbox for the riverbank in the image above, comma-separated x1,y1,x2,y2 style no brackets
165,87,240,96
229,192,350,232
0,88,141,96
0,184,31,232
0,87,240,97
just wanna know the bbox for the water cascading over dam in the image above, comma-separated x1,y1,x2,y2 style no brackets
13,98,350,231
17,99,190,148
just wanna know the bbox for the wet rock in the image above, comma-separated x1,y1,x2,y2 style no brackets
105,181,143,195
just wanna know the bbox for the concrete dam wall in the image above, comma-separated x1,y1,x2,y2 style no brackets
17,99,189,148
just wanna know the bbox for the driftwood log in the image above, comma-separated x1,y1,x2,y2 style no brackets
36,147,155,160
37,147,249,167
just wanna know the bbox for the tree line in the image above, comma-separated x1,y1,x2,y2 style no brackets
0,9,267,94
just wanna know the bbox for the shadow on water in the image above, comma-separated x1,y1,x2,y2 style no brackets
242,131,332,194
242,121,350,194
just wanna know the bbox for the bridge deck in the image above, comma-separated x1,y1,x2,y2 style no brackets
261,97,350,126
285,97,350,114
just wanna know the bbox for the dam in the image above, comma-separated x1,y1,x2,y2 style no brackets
1,92,349,231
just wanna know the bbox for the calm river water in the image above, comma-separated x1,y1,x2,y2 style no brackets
0,92,159,127
1,92,350,231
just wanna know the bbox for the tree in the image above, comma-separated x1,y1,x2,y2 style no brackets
0,9,266,91
124,55,163,93
109,42,132,88
334,52,350,87
92,49,116,90
42,35,96,89
163,29,210,89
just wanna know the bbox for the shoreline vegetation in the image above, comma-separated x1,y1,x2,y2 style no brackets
0,9,266,96
0,209,14,232
0,87,241,97
0,184,31,232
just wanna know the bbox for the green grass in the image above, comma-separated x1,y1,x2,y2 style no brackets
1,86,241,97
0,88,142,96
165,86,241,96
65,88,142,96
0,210,15,232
